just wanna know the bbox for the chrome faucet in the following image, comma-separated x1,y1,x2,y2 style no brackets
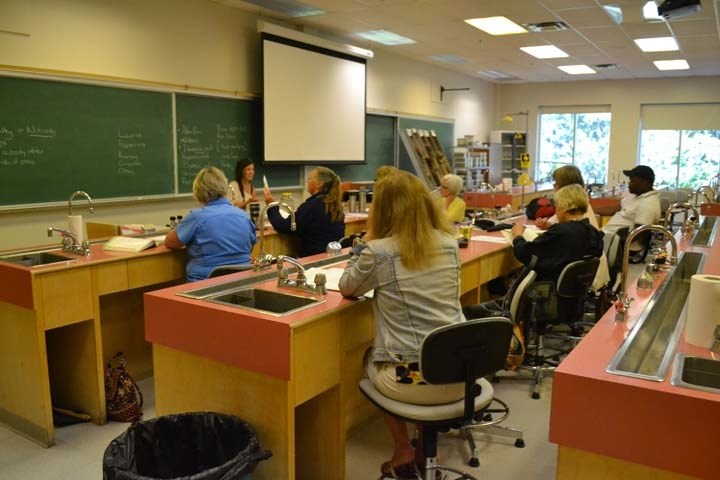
47,227,91,256
276,255,326,294
690,186,715,207
68,190,94,215
254,201,296,271
665,202,699,234
616,224,678,321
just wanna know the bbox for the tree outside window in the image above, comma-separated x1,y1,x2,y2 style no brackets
639,130,720,189
536,112,611,185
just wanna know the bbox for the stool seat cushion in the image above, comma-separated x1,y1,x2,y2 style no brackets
359,378,494,423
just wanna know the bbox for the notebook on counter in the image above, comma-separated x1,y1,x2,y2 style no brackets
103,234,166,252
500,226,541,245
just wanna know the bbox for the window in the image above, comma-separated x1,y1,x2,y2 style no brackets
639,104,720,189
536,108,611,185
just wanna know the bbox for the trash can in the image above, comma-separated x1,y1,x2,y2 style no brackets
103,412,271,480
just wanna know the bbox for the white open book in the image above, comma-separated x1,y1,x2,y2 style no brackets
103,235,166,252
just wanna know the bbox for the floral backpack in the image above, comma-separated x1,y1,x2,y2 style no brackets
104,352,143,422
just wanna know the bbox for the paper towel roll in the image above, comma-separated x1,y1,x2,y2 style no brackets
67,214,86,243
685,274,720,348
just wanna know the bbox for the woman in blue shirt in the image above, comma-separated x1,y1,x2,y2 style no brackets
165,166,257,281
263,166,345,257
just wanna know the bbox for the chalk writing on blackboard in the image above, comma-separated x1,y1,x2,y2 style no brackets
117,129,145,175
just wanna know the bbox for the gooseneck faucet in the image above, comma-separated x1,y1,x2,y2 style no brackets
664,202,699,234
690,186,715,207
276,255,326,294
255,201,296,270
68,190,94,215
616,224,677,321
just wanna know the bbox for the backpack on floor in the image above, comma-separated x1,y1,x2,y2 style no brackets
104,352,143,422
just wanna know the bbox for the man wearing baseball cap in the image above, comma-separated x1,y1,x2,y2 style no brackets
603,165,661,253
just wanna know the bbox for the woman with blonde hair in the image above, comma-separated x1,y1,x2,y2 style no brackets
263,166,345,257
165,166,257,281
339,171,466,477
438,173,467,223
535,165,609,290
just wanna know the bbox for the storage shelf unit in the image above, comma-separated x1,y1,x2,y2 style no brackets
489,130,526,185
454,146,489,191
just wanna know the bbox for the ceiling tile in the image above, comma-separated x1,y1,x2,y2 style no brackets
620,21,673,38
671,19,719,37
551,7,617,28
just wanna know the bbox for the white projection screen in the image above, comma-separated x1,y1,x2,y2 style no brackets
262,34,366,164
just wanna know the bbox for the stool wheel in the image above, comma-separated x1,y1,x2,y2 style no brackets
515,438,525,448
531,392,540,400
468,457,480,468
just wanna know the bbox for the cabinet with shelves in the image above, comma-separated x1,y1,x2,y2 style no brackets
453,146,489,191
489,131,526,186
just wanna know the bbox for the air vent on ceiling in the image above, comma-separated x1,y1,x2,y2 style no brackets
594,63,620,70
523,21,569,32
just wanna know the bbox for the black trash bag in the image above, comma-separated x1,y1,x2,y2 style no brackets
103,412,272,480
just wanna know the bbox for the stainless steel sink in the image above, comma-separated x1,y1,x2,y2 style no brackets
0,251,76,267
690,216,717,247
606,251,706,381
176,253,351,301
205,288,324,316
671,354,720,394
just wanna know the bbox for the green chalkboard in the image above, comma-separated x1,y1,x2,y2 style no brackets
175,94,301,191
0,76,174,206
398,117,454,174
328,114,395,182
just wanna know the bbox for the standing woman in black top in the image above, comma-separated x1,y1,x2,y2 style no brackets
263,166,345,257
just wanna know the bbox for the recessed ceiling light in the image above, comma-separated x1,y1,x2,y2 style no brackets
558,65,596,75
654,59,690,70
428,54,468,64
634,36,679,52
477,70,511,79
643,1,663,21
465,16,527,35
356,30,416,46
520,45,569,59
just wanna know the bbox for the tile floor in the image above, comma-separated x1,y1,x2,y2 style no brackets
0,370,556,480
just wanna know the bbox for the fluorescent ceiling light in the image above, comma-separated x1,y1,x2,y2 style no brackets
428,54,468,64
356,30,416,45
654,59,690,70
643,1,663,20
558,64,596,75
477,70,512,79
465,16,527,35
602,5,623,24
634,36,679,52
520,45,569,59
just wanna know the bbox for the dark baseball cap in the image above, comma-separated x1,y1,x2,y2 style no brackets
623,165,654,183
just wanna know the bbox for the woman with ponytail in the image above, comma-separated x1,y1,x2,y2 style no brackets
263,166,345,257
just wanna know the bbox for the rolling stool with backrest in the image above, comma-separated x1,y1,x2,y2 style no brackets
517,256,599,399
360,317,515,480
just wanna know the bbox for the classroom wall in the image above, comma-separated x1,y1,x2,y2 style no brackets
497,76,720,184
0,0,496,250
